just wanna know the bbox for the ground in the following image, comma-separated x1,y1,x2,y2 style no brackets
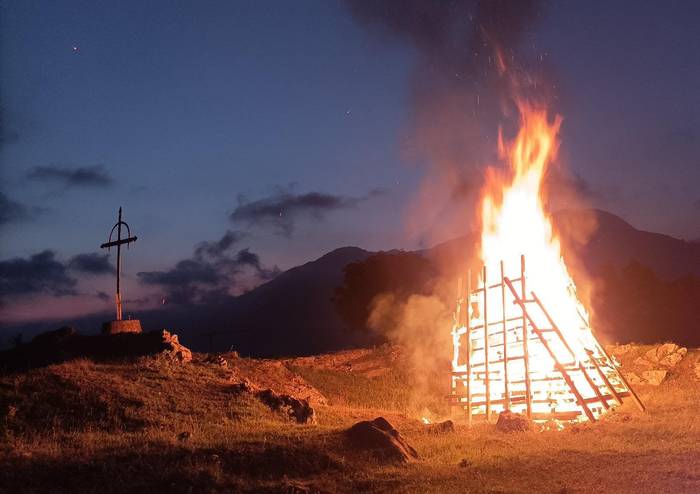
1,344,699,493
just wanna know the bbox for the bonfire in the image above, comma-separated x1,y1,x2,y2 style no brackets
451,101,645,424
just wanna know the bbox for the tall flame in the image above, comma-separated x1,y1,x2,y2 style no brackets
479,102,595,361
451,100,639,423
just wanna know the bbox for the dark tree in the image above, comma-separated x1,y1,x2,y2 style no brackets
334,251,439,333
592,262,700,345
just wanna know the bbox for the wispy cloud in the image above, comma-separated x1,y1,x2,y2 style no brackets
138,230,279,305
0,250,78,304
27,165,113,187
230,186,384,236
68,253,115,275
0,192,31,226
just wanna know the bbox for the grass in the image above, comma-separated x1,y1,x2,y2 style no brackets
0,347,699,493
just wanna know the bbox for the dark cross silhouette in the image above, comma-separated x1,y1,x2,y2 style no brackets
101,207,138,320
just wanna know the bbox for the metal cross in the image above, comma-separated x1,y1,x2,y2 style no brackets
100,207,138,320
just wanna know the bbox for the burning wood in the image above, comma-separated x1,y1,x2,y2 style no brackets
451,102,645,424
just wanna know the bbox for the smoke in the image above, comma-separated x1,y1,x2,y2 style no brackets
346,0,549,241
367,286,454,415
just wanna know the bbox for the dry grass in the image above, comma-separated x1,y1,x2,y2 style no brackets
1,348,699,493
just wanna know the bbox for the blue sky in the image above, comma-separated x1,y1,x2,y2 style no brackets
1,0,699,323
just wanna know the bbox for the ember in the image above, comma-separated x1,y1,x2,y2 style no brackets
451,102,645,424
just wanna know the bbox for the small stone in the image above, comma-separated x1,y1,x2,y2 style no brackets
645,343,686,367
177,431,191,442
624,372,643,384
609,344,635,356
206,355,228,367
634,357,653,368
496,410,530,432
659,347,687,367
642,369,668,386
458,458,471,468
256,389,315,424
424,420,455,434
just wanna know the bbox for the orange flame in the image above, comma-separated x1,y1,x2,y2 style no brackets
449,101,627,422
479,102,596,362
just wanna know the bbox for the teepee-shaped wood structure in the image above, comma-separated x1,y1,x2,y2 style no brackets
450,255,645,424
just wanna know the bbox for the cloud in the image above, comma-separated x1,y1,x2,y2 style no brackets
27,165,113,187
138,259,222,287
0,192,30,226
96,291,111,302
67,253,115,275
138,230,280,305
193,230,246,259
0,250,78,303
230,186,384,236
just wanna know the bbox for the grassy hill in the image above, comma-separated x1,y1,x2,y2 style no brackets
1,344,699,493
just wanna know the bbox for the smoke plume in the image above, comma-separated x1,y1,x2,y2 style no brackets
346,0,548,241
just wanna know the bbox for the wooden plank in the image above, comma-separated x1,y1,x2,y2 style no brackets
531,292,576,360
483,265,491,422
466,269,472,426
504,275,597,422
586,349,622,406
520,255,533,418
500,260,510,411
100,236,137,249
579,362,610,410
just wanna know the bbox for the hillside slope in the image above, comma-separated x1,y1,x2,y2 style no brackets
1,344,698,493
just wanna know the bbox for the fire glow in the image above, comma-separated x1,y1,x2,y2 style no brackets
450,102,644,424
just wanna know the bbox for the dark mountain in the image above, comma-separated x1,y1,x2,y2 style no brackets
206,246,377,356
553,209,700,280
3,209,698,353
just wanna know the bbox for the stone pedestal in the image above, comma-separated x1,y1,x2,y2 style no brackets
102,319,142,335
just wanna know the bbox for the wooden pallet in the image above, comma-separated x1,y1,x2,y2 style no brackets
450,255,645,424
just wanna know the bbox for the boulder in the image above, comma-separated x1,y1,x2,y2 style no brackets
256,389,315,424
642,369,668,386
345,417,419,464
496,411,530,432
424,420,455,434
160,330,192,363
644,344,687,368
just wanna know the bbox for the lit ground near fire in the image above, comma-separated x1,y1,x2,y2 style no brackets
1,344,699,493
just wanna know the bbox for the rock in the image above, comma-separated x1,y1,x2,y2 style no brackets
345,417,419,464
496,411,530,432
645,343,687,367
609,344,635,356
424,420,455,434
205,355,228,367
177,431,191,442
458,458,472,468
624,372,643,384
256,389,315,424
161,330,192,363
642,369,668,385
633,357,654,367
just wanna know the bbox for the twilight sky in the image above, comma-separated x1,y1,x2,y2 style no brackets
1,0,699,324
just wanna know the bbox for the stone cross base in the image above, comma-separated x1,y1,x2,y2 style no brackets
102,319,143,335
